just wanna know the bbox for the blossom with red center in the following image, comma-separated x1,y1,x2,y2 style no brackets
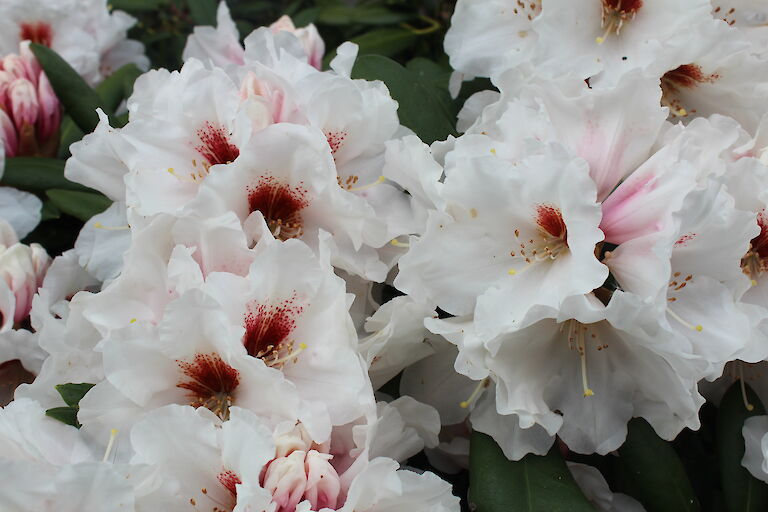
177,353,240,420
247,176,309,241
243,297,305,367
195,121,240,166
19,21,53,47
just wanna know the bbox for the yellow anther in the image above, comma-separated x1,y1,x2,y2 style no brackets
752,279,758,286
299,342,308,350
490,148,497,155
695,325,703,332
595,36,605,44
678,108,687,116
129,318,137,324
583,388,595,397
508,269,517,275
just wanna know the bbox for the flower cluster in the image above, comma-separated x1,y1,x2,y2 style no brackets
8,0,768,509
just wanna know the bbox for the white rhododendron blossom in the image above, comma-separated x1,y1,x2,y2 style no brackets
0,0,148,85
9,0,768,508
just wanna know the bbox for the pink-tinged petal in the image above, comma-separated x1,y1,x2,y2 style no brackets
0,109,18,157
600,147,697,245
8,78,39,134
35,72,61,144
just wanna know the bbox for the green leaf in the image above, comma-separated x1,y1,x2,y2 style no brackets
55,383,96,407
717,380,768,512
352,55,457,144
30,43,114,134
468,431,595,512
352,28,418,57
46,189,112,222
96,64,143,114
187,0,218,26
1,157,90,192
613,418,700,512
45,407,80,428
108,0,167,12
40,200,61,221
57,117,85,160
316,6,412,26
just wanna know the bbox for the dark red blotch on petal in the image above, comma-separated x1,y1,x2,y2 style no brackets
19,22,53,47
217,470,242,498
662,64,719,91
603,0,643,13
247,176,309,240
535,204,567,239
177,353,239,407
752,210,768,258
195,121,240,166
243,297,303,361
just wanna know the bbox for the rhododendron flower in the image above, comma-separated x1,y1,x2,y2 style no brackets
130,405,459,512
0,0,148,85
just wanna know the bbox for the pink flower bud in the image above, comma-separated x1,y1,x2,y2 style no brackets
0,231,51,329
0,108,19,157
0,44,60,157
303,450,341,510
262,450,309,512
9,78,39,134
36,72,61,143
269,16,325,70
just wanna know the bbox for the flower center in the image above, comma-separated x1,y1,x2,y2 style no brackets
247,176,309,241
507,205,568,276
195,121,240,167
176,353,240,421
660,64,720,117
596,0,643,43
243,297,307,368
19,22,53,47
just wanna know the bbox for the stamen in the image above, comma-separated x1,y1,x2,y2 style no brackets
268,342,307,367
459,377,490,408
93,222,130,231
102,428,118,462
667,307,703,332
348,175,386,192
739,364,755,411
390,238,410,248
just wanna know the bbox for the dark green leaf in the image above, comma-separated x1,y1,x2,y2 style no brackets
30,44,114,134
40,200,61,221
96,64,143,113
406,57,452,89
109,0,167,12
57,117,85,160
352,55,457,144
187,0,218,26
292,7,321,26
613,418,700,512
317,6,412,25
1,157,90,192
717,380,768,512
55,382,96,407
45,407,80,428
46,189,112,222
468,431,595,512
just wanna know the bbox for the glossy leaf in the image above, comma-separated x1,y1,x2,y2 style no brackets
55,382,96,408
316,6,412,26
613,418,700,512
717,380,768,512
352,55,457,144
46,189,112,222
96,63,143,114
1,157,90,192
30,44,115,135
469,431,595,512
187,0,218,26
45,407,80,428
